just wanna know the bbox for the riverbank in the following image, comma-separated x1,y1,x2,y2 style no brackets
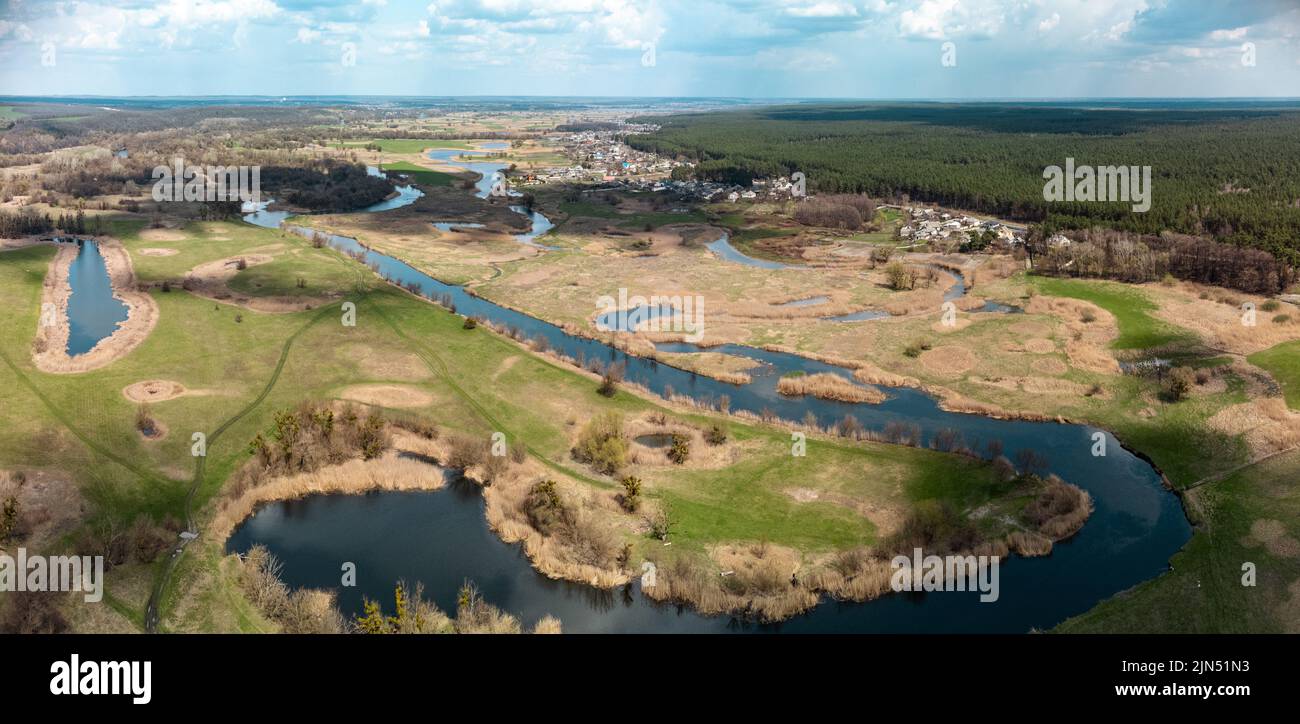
31,238,159,374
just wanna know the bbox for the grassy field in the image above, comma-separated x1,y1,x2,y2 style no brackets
0,106,25,121
1249,340,1300,409
1031,277,1194,350
380,161,457,187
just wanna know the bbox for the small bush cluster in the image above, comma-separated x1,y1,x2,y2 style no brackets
571,412,628,475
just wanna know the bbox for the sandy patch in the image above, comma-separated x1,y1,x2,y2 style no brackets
139,228,187,242
783,488,902,533
1024,338,1056,354
123,379,187,403
1020,376,1090,396
340,343,431,381
1242,519,1300,558
493,355,521,381
339,384,435,409
1031,358,1068,375
137,247,179,257
930,317,973,333
32,239,160,375
1147,281,1300,355
1207,398,1300,457
918,345,976,377
1009,320,1051,337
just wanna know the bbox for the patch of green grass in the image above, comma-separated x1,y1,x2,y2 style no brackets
0,106,26,121
229,253,358,297
1249,340,1300,409
379,161,457,187
336,138,472,153
1032,276,1193,350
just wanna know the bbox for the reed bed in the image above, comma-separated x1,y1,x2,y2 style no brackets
777,373,885,404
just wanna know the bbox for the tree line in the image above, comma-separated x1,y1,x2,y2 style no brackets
628,103,1300,264
1029,227,1297,295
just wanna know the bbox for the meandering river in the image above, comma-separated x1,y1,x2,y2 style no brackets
229,147,1191,632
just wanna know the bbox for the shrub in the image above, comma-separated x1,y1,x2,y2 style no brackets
0,496,18,542
885,261,917,291
572,413,628,475
1163,366,1196,402
1015,448,1050,477
704,424,727,445
597,370,620,397
135,403,157,437
1080,308,1097,323
667,434,691,464
462,317,478,330
1261,299,1281,311
524,479,568,534
446,434,488,470
620,476,642,512
236,257,248,270
879,500,979,557
1274,314,1291,324
648,509,671,540
0,590,69,634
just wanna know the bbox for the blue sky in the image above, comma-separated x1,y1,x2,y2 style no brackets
0,0,1297,98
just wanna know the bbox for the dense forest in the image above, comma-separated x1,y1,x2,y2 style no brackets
629,103,1300,263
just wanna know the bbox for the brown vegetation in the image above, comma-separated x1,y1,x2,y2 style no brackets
777,372,885,403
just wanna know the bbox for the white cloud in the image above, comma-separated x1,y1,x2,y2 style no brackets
1209,27,1249,41
1038,12,1060,33
784,2,859,19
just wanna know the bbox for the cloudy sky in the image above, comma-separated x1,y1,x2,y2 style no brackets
0,0,1297,98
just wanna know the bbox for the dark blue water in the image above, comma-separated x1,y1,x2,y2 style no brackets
234,205,1193,632
65,240,130,356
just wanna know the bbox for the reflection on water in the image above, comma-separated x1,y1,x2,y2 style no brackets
65,240,129,355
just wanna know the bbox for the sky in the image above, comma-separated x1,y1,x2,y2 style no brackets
0,0,1298,98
